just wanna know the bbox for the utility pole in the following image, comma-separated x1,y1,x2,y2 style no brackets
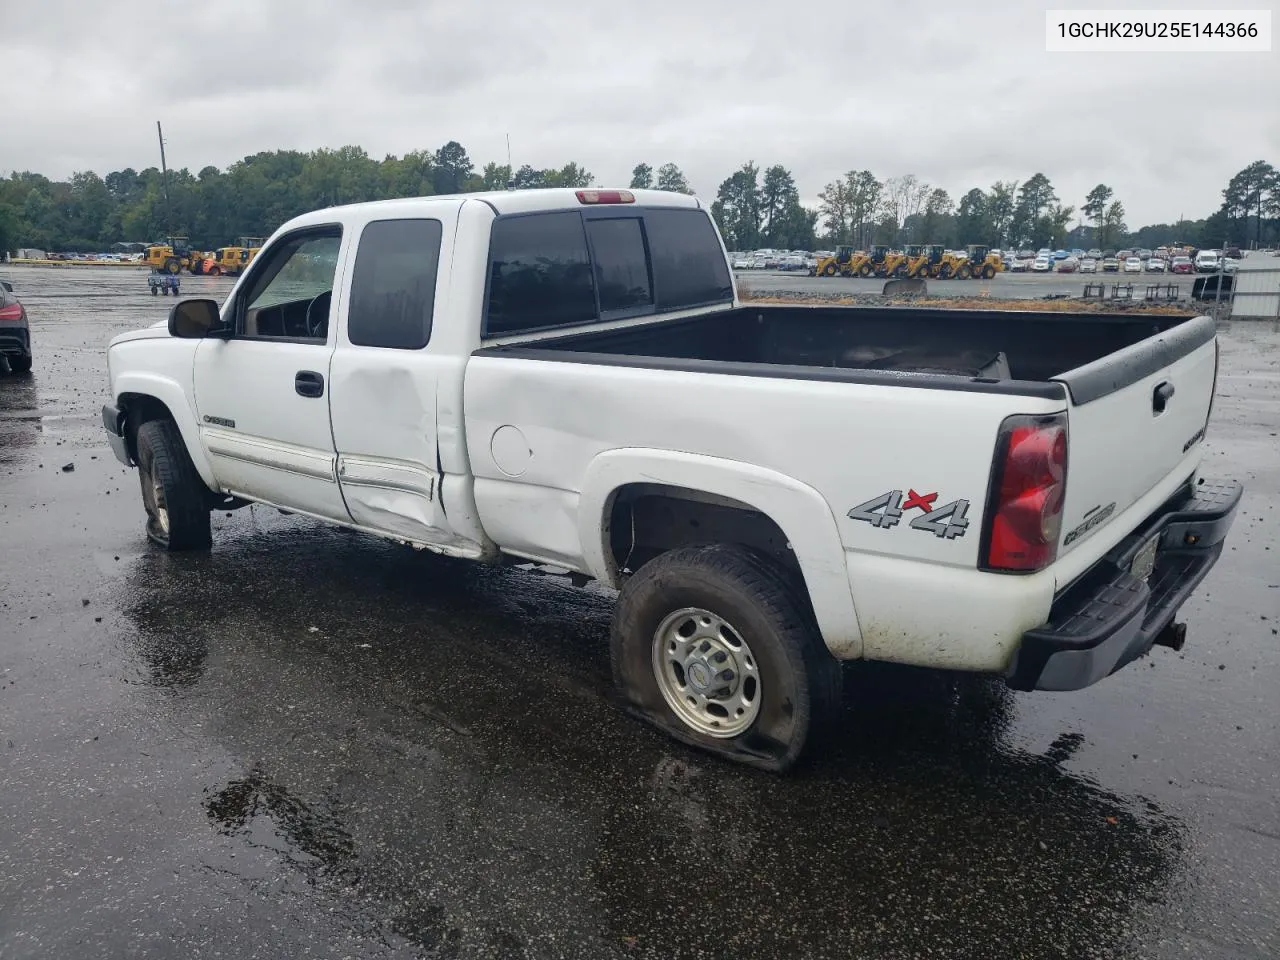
156,121,171,237
505,134,515,190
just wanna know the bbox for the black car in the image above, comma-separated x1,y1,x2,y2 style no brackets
0,279,33,373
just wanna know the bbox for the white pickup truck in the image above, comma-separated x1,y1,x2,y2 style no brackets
102,188,1242,771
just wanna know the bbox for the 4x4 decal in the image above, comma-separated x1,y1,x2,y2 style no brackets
848,488,971,539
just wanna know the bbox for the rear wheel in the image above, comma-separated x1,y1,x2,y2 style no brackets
857,263,874,278
611,544,842,773
164,258,181,275
981,264,996,279
135,419,212,551
822,262,837,277
957,263,974,279
208,265,221,276
938,264,952,279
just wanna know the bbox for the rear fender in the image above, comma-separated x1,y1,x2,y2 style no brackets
115,371,216,488
578,448,863,659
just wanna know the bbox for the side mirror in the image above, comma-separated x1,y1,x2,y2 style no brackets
0,281,12,293
168,298,222,339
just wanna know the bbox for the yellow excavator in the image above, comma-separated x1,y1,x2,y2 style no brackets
955,244,1004,280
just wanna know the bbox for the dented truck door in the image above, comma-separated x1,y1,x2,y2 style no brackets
327,216,459,547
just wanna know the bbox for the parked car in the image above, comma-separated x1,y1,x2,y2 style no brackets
1137,249,1153,261
1223,257,1241,273
97,185,1244,771
1079,258,1098,273
779,255,807,272
0,279,33,374
1008,258,1030,272
1031,256,1052,272
1087,248,1103,259
1056,257,1079,273
1123,257,1143,274
1101,257,1121,272
731,255,752,270
1146,258,1167,273
1071,248,1086,259
1194,250,1221,273
1171,256,1195,274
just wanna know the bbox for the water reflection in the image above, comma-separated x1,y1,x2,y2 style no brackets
118,525,1187,958
0,373,39,464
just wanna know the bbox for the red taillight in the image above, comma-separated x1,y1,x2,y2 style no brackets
575,189,635,205
0,303,23,322
981,413,1068,573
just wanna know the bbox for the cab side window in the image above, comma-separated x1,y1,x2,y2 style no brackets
239,228,343,342
347,219,443,350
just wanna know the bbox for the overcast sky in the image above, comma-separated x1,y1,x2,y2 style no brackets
4,0,1277,227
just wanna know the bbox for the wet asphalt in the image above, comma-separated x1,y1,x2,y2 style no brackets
0,266,1277,960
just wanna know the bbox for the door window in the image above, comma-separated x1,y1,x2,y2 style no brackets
347,219,443,349
239,228,343,342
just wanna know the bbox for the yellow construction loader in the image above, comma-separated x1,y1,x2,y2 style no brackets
955,244,1004,280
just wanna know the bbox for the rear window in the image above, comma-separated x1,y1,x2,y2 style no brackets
348,218,443,349
484,207,731,337
486,211,596,336
642,209,734,311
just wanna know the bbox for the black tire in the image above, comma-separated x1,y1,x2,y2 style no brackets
150,286,158,295
857,263,874,278
957,263,974,279
135,419,212,551
165,258,181,275
9,355,32,374
981,264,996,280
611,544,842,773
939,264,952,279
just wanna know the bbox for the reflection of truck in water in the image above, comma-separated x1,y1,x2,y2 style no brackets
102,188,1242,772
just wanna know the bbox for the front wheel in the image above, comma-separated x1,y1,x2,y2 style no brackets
981,264,996,279
821,263,837,277
135,419,213,551
208,265,221,276
611,544,842,772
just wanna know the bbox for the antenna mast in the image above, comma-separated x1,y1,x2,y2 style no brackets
506,134,514,190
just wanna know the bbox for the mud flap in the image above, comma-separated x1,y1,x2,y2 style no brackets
883,278,927,297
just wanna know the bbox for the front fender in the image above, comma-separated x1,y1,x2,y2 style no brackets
114,370,217,489
578,448,863,659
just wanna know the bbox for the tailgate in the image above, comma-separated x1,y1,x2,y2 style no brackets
1056,315,1217,559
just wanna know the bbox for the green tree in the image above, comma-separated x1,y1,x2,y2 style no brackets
1082,184,1113,246
955,188,990,245
986,181,1018,247
1100,201,1126,250
656,162,691,194
479,162,512,190
818,178,851,244
760,165,798,244
1220,160,1279,246
918,188,953,244
432,141,474,195
711,163,762,250
1010,173,1057,247
629,163,653,189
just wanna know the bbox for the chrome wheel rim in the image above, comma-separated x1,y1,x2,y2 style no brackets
651,607,761,739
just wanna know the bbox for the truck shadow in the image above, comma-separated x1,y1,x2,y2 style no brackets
117,520,1187,959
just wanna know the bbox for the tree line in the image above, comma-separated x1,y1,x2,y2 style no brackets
1,138,1275,256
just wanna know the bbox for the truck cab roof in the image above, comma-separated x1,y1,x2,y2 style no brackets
278,188,702,233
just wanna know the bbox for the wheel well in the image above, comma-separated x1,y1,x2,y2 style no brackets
607,483,802,584
118,393,176,462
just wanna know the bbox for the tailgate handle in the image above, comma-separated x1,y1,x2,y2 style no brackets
1153,381,1175,414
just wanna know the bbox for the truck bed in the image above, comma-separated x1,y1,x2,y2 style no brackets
477,305,1211,402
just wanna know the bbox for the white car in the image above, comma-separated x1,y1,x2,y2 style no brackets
1031,256,1052,272
1223,258,1241,273
1195,251,1221,273
100,186,1242,772
1079,258,1098,273
1146,258,1167,273
1123,257,1143,273
731,256,751,270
